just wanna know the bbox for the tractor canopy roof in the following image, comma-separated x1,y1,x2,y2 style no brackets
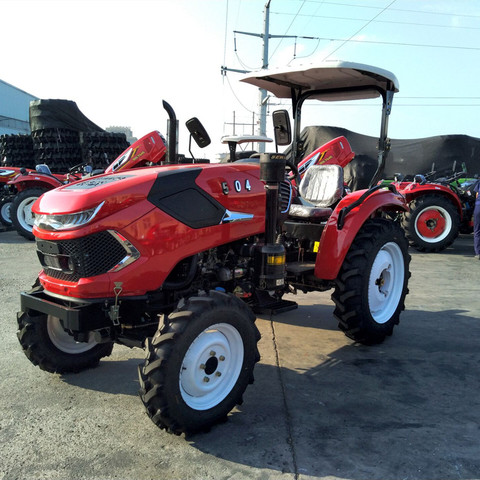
240,61,399,102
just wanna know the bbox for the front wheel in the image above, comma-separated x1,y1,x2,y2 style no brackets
138,290,261,434
11,188,48,240
401,194,460,252
332,218,410,345
0,196,13,226
17,312,114,373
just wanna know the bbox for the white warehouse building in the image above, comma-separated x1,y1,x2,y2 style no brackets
0,79,38,135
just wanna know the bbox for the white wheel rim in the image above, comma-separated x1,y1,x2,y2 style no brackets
414,205,452,243
47,315,97,354
17,196,38,232
1,201,11,224
179,323,244,411
368,242,404,324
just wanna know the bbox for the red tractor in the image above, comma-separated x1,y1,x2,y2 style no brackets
17,62,410,435
391,166,475,252
0,166,36,227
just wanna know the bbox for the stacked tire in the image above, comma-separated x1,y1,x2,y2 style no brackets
1,130,129,173
31,128,83,173
0,134,35,169
80,132,130,171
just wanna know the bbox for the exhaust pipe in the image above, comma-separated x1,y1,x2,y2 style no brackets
162,100,178,164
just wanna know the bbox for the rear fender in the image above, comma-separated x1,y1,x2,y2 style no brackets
8,173,63,191
314,188,407,280
395,182,463,218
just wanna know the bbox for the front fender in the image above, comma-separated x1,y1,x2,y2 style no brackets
314,188,407,280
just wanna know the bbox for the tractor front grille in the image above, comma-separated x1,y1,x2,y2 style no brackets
279,180,293,214
36,230,129,282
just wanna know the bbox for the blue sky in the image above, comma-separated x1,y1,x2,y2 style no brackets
2,0,480,159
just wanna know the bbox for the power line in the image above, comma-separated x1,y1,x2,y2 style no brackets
317,36,480,51
287,37,322,64
322,0,397,60
252,34,480,55
233,32,264,71
289,1,480,20
306,103,480,107
224,74,255,114
396,105,480,107
271,12,480,31
270,0,307,59
401,97,480,99
389,6,480,19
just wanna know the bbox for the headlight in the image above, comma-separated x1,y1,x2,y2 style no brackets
34,202,104,231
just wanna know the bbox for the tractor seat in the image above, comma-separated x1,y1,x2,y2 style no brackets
289,164,344,220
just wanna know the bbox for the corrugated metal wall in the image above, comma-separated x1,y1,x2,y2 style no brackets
0,80,38,135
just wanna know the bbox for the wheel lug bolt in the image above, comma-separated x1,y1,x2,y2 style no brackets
210,350,216,356
203,376,210,383
199,364,206,370
215,372,222,377
219,355,225,361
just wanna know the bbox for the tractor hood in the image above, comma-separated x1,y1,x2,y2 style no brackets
32,167,162,234
32,162,267,236
34,168,161,216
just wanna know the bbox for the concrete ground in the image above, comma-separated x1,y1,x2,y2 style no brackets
1,228,479,480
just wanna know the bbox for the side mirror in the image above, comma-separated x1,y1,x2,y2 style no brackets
186,117,211,148
272,110,291,146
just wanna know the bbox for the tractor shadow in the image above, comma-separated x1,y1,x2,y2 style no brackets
409,233,474,257
60,355,143,396
189,307,480,480
60,306,480,480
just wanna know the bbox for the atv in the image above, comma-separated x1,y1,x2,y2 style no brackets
7,130,167,240
17,61,410,435
391,163,476,252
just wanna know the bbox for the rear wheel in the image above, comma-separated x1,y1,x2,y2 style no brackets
138,290,260,434
332,218,410,345
17,312,114,373
11,188,47,240
401,194,460,252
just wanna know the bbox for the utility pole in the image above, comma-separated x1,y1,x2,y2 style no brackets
258,0,271,153
221,0,297,153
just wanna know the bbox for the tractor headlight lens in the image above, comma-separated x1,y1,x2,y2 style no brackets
34,202,104,231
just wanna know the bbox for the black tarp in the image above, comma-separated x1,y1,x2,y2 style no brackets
293,126,480,190
29,99,104,133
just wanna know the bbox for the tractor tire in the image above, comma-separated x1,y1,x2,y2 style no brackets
11,188,47,240
17,312,114,374
332,218,410,345
401,194,460,252
138,290,261,435
0,196,13,226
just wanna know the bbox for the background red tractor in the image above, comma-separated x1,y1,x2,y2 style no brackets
391,164,476,252
0,166,34,227
6,130,167,240
17,62,410,435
